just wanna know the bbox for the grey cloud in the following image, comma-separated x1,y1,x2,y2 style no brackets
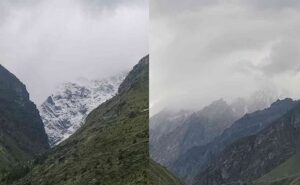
80,0,143,9
78,0,147,15
150,0,300,114
151,0,300,19
0,0,148,104
242,0,300,10
0,0,140,10
150,0,220,17
0,0,40,6
262,40,300,75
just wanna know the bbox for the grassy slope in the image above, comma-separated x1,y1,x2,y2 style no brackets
12,56,149,185
149,160,184,185
255,153,300,185
0,133,31,169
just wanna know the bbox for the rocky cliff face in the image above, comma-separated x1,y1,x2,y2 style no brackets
39,73,126,146
0,65,49,171
150,109,192,143
194,102,300,185
150,91,279,174
151,99,240,169
205,98,299,161
171,98,299,184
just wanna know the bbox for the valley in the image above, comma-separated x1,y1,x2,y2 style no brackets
0,56,168,185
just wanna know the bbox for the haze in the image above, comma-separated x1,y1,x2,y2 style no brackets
0,0,148,104
150,0,300,115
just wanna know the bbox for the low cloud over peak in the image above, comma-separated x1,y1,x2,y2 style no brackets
0,0,148,104
150,0,300,115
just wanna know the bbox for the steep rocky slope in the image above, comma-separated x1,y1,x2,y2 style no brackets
194,101,300,185
172,98,299,184
11,56,149,185
150,91,278,172
149,109,191,174
0,65,49,181
39,73,126,146
150,109,192,144
151,99,239,168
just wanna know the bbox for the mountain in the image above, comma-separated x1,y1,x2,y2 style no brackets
150,90,278,171
149,160,184,185
150,109,192,157
194,101,300,185
150,109,192,142
39,73,126,146
255,153,300,185
0,65,49,180
10,56,149,185
150,99,240,169
172,98,299,184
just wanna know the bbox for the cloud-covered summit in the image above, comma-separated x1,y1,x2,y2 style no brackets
0,0,148,104
150,0,300,115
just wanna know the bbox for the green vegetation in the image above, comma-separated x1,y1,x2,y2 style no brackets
149,160,184,185
11,56,149,185
2,56,184,185
1,163,32,184
255,153,300,185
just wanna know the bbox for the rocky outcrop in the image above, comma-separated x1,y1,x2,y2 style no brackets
39,72,126,146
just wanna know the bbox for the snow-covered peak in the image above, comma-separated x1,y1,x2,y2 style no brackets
39,72,127,146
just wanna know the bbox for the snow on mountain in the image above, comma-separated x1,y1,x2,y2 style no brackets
39,72,127,146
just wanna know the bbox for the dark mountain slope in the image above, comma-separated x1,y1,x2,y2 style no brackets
150,109,191,148
194,101,300,185
149,160,184,185
171,98,299,184
217,98,299,150
12,56,149,185
151,99,238,168
0,65,49,176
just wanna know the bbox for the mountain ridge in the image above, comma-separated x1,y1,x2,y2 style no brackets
9,55,149,185
0,64,49,182
170,98,299,184
194,101,300,185
39,73,126,146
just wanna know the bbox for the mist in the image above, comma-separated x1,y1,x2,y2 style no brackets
0,0,148,104
150,0,300,115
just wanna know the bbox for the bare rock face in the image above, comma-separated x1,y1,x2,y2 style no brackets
39,72,127,146
150,90,279,177
171,98,298,184
194,100,300,185
151,99,240,171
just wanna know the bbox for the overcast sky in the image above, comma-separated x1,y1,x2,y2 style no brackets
150,0,300,115
0,0,148,104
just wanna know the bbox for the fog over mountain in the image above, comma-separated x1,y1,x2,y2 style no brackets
150,0,300,115
0,0,148,104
